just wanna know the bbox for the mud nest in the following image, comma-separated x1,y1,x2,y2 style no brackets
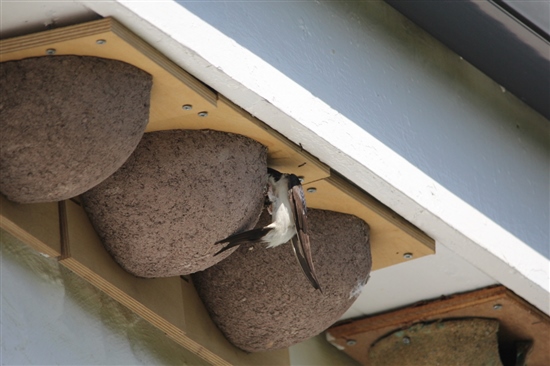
0,56,152,203
368,318,503,366
81,129,267,277
193,208,372,352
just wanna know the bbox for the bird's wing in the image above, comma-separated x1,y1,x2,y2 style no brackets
289,185,322,292
214,227,271,256
290,237,322,292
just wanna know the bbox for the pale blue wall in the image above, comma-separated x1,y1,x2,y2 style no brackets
0,230,208,365
179,0,549,257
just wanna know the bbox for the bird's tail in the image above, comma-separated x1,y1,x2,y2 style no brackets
214,227,272,256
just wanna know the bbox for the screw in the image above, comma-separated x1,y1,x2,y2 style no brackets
346,339,356,346
307,187,317,193
198,111,208,117
493,304,502,310
403,253,413,259
402,336,411,345
45,48,56,55
182,104,193,111
96,39,107,45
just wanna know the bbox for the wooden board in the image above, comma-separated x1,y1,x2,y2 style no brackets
326,286,550,365
0,17,434,270
0,194,61,258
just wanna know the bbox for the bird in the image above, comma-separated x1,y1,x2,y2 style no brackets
214,167,322,292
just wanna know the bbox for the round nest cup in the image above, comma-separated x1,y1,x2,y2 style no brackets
81,129,268,277
0,55,152,203
193,208,372,352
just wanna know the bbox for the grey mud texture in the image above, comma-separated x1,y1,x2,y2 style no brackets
0,56,152,203
368,318,503,366
81,130,267,277
193,208,372,352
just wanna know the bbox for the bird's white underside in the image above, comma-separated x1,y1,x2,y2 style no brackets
264,173,297,248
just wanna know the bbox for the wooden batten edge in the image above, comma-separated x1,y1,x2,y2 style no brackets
0,19,112,54
109,19,218,107
327,286,507,339
0,17,218,107
326,171,435,252
59,257,231,366
0,215,61,258
499,287,550,323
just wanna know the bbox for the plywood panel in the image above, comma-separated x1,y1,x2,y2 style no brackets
0,18,434,269
327,286,550,365
59,199,289,366
0,194,60,257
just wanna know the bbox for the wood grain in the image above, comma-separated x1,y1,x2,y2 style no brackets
327,286,550,365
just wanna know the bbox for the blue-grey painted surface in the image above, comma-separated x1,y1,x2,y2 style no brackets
0,230,209,365
178,0,549,258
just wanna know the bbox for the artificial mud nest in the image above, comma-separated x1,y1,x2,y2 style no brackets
81,130,267,277
0,56,152,203
193,208,372,352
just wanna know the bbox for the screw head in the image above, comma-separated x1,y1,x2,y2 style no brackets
346,339,357,346
198,111,208,117
493,304,502,310
45,48,56,55
182,104,193,111
306,187,317,193
403,252,413,259
96,39,107,45
402,336,411,345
